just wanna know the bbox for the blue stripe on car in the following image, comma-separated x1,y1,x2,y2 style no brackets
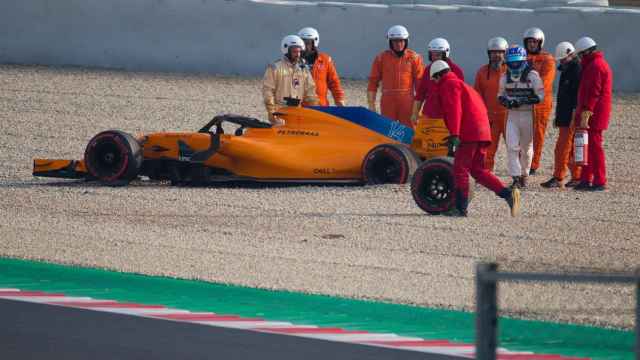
309,106,414,145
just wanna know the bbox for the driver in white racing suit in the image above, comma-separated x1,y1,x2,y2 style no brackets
498,45,544,188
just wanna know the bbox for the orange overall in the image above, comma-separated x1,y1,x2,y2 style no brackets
528,51,556,171
310,52,345,106
553,123,581,181
368,49,424,128
552,59,582,182
474,63,508,171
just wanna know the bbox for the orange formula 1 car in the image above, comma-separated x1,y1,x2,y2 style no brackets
34,106,427,185
33,106,457,214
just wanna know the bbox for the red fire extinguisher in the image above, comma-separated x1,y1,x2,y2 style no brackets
574,128,589,166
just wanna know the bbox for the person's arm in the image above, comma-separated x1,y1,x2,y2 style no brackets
539,54,556,96
531,71,545,104
568,64,581,111
497,74,510,108
473,69,484,96
302,67,319,106
262,64,277,123
367,55,382,111
410,100,424,126
439,81,463,156
579,65,603,128
414,66,430,103
411,59,427,125
452,62,465,82
582,66,603,114
326,57,346,106
440,81,463,137
413,54,425,91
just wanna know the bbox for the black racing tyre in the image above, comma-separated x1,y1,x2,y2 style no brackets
362,144,420,185
84,130,143,185
411,156,456,214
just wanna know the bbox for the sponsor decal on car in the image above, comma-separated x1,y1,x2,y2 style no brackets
313,168,336,175
277,130,319,137
387,122,406,142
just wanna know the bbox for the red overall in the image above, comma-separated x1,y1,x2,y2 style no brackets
415,59,464,119
437,72,506,199
575,52,612,187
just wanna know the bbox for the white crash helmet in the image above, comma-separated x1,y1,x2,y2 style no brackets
428,37,450,59
387,25,409,40
575,37,597,53
523,27,545,48
555,41,575,60
430,60,450,79
487,37,508,52
298,27,320,48
281,35,305,55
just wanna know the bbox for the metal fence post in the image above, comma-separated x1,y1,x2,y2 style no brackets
636,274,639,360
476,262,498,360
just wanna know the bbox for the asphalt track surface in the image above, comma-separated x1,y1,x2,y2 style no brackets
0,298,462,360
1,64,639,328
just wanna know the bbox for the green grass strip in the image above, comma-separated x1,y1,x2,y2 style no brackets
0,257,633,359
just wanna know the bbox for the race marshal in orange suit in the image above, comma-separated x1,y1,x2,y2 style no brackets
474,37,509,171
367,25,424,128
298,27,346,107
523,27,556,175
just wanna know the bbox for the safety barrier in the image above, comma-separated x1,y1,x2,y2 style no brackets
1,0,639,90
475,262,640,360
324,0,609,7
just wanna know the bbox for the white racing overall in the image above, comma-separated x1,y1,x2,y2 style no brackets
498,69,544,177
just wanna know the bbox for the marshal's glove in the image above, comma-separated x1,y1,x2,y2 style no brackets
446,135,461,157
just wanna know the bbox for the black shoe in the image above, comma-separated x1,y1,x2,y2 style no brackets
529,168,537,175
589,184,607,192
511,176,521,189
540,177,562,188
519,176,528,189
574,181,592,191
446,209,468,217
564,179,581,188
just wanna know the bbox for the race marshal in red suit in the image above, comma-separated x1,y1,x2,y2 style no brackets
411,37,465,124
429,60,520,217
574,37,613,192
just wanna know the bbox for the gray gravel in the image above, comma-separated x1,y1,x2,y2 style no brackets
1,65,639,328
